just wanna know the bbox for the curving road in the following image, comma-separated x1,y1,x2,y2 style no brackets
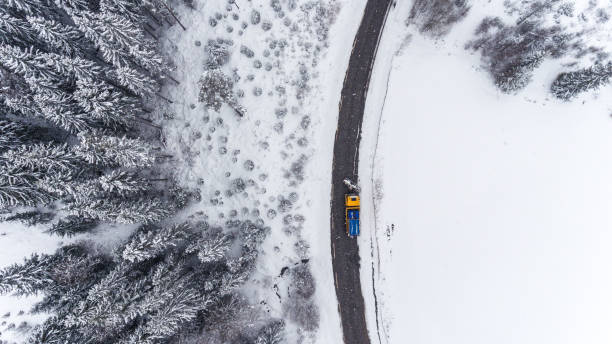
330,1,393,343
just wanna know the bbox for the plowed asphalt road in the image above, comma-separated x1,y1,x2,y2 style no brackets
330,1,393,344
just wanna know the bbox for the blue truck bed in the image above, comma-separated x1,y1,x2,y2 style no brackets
347,209,360,236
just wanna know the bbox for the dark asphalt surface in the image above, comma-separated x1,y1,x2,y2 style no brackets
330,1,393,344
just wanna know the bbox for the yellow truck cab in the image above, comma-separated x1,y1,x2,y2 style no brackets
345,194,360,237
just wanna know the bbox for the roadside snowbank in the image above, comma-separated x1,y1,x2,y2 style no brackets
360,1,612,344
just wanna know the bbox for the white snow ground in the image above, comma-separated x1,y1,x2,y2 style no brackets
360,1,612,344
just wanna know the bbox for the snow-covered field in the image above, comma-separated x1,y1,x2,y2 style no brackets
154,0,367,342
360,1,612,344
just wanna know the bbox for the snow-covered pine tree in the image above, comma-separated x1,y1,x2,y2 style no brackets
0,253,54,295
16,218,273,342
35,170,85,201
26,15,84,56
31,89,91,133
63,262,134,336
96,170,149,197
71,11,133,68
130,262,206,341
497,50,546,92
1,142,79,173
72,10,164,75
127,284,202,342
122,223,188,263
2,91,39,118
0,119,28,151
75,78,140,128
0,163,41,185
3,210,54,226
37,52,103,81
3,0,55,16
0,44,60,80
128,41,167,76
0,10,39,46
42,170,148,203
186,229,232,264
46,215,97,237
53,0,89,12
75,131,155,168
113,66,160,97
83,5,164,73
551,62,612,100
67,197,171,224
0,177,51,208
0,165,61,211
99,0,144,24
142,0,186,29
0,65,40,118
28,316,88,344
92,11,143,48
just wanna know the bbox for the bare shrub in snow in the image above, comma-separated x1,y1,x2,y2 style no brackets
300,115,311,130
262,20,273,31
255,320,285,344
266,209,277,219
240,45,255,58
198,69,246,116
250,10,261,25
282,292,318,331
277,196,293,213
232,178,247,193
407,0,471,37
283,266,319,331
305,0,340,42
288,154,307,182
205,40,232,69
243,160,255,171
282,264,319,331
270,0,282,12
290,265,315,298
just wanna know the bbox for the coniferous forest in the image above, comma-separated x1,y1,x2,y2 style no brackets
0,1,286,343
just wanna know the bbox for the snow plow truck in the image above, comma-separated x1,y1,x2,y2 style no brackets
345,194,360,237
